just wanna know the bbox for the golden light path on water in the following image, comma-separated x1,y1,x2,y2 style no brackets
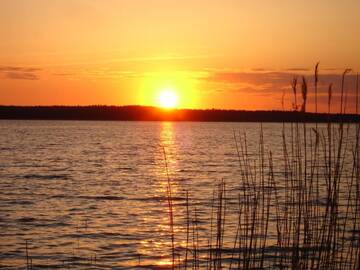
137,122,182,268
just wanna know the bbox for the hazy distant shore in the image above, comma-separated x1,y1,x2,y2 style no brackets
0,105,359,123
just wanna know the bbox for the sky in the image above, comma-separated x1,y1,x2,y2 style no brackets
1,0,360,112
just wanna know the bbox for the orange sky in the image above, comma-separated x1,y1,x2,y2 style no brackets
1,0,360,112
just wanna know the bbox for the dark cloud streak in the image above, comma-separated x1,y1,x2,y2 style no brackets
0,66,40,80
4,72,39,80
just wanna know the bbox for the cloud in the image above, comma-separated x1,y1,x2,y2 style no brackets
204,71,295,87
284,68,310,72
322,67,344,71
80,69,138,79
0,66,41,72
0,66,40,80
251,68,274,72
200,69,359,112
202,70,360,109
52,73,74,77
5,72,39,80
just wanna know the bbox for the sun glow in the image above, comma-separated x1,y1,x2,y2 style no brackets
158,89,178,109
137,71,198,109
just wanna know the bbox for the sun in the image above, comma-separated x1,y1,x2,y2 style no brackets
158,89,178,109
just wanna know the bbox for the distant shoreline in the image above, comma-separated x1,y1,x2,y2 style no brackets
0,105,359,123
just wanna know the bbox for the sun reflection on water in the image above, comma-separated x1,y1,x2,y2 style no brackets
137,121,184,267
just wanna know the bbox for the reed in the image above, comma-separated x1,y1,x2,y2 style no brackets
163,146,175,270
163,64,360,270
25,240,31,270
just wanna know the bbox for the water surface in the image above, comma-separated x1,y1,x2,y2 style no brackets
0,121,357,269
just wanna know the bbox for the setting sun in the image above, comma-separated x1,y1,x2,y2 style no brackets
158,89,178,109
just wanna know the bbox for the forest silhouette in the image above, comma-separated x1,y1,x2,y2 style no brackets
0,105,359,122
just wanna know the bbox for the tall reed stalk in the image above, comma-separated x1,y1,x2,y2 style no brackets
162,64,360,270
163,147,175,270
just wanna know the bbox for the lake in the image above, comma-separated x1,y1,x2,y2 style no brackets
0,121,359,269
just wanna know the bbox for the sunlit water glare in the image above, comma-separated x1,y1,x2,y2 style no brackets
0,121,358,269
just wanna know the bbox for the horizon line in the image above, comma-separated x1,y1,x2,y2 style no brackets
0,104,359,116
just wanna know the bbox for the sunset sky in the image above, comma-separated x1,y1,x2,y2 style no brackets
1,0,360,112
